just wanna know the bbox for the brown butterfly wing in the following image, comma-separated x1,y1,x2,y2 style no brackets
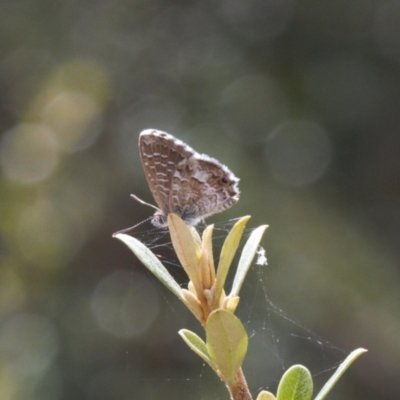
139,129,240,226
139,129,194,216
170,154,240,225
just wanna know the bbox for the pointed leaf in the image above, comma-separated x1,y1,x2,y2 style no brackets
314,348,367,400
179,329,216,370
200,224,215,286
277,365,313,400
189,225,202,248
114,233,182,299
230,224,268,297
257,391,277,400
226,296,240,313
206,309,248,383
168,214,202,291
213,216,251,308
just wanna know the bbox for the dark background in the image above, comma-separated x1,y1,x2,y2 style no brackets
0,1,399,399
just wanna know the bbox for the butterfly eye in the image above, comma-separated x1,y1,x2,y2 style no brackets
152,213,168,228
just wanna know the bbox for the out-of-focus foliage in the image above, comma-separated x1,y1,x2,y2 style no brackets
0,1,399,399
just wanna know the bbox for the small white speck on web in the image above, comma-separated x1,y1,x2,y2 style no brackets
256,246,268,266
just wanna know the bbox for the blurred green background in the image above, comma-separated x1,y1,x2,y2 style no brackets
1,1,400,399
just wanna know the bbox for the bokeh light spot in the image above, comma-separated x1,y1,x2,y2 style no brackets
0,314,58,377
0,366,16,400
91,271,160,338
42,91,102,152
266,120,332,187
0,123,58,184
15,199,84,268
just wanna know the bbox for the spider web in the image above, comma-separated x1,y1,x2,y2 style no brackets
125,219,349,399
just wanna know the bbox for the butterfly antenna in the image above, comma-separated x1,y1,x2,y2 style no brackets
112,216,153,236
130,194,159,211
112,194,160,236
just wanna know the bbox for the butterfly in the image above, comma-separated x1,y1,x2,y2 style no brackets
138,129,240,228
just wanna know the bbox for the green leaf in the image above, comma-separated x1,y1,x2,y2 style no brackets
314,348,367,400
257,391,277,400
179,329,216,370
114,233,182,299
230,224,268,297
206,309,248,383
277,365,313,400
213,216,251,308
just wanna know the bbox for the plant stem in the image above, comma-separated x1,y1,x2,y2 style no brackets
227,368,253,400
